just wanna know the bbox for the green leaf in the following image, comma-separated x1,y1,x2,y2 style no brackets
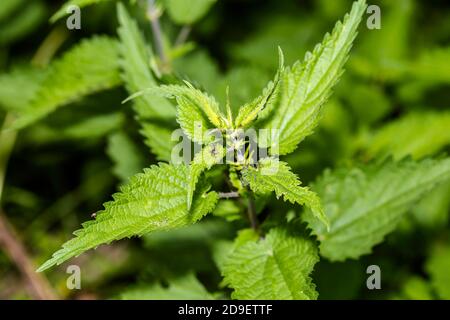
106,131,146,182
117,3,175,120
399,276,434,300
0,65,47,112
121,273,214,300
407,46,450,83
234,48,284,128
0,0,46,46
397,47,450,103
212,199,242,222
29,112,124,142
426,245,450,300
222,227,319,300
0,0,24,22
366,111,450,160
147,83,228,143
304,157,450,261
350,0,414,81
337,80,391,125
117,3,177,161
37,163,219,272
412,181,450,229
141,122,178,162
261,0,366,155
162,0,217,25
187,143,225,209
242,158,328,230
51,0,114,22
10,36,121,129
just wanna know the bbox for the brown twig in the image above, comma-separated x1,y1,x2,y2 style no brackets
0,29,65,299
0,119,57,299
247,191,260,232
0,211,57,299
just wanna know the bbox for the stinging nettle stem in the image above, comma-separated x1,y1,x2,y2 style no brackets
147,0,168,66
247,192,260,232
175,25,191,47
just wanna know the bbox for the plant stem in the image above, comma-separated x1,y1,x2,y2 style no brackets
175,25,191,47
147,0,168,67
247,191,260,232
31,26,69,67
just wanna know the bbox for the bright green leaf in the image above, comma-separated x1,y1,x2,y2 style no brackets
188,143,225,209
234,49,284,128
261,0,366,155
222,227,319,300
117,3,177,161
37,163,219,272
10,36,121,129
304,157,450,261
148,83,228,143
242,157,328,229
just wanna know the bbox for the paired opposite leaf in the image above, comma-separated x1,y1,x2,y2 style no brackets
242,158,328,229
222,228,319,300
149,83,228,143
11,36,121,129
261,0,366,155
38,163,219,272
303,157,450,261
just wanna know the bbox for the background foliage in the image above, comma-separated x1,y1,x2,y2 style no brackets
0,0,449,300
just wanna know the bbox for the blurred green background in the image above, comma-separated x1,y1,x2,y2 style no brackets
0,0,449,300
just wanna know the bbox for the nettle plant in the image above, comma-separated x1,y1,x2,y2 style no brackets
30,0,450,299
